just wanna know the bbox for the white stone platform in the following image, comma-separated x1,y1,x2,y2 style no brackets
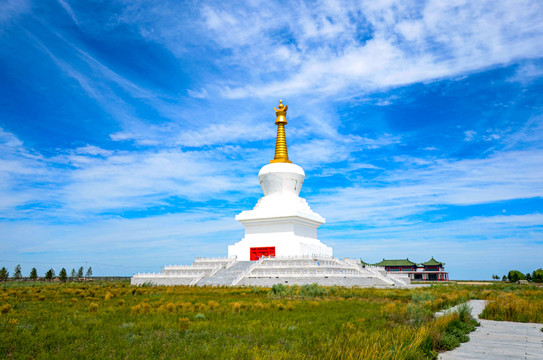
131,256,410,287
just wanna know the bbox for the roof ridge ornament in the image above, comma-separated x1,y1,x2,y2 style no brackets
271,100,292,164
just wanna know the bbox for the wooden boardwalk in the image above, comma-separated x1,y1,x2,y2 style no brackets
438,300,543,360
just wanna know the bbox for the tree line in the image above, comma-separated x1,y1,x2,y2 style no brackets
0,264,92,282
491,268,543,283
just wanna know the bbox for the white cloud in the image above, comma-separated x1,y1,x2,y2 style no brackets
75,145,113,157
186,0,543,98
0,127,262,219
464,130,476,141
0,0,30,26
187,88,209,99
0,127,23,148
56,0,79,26
508,62,543,84
175,121,273,147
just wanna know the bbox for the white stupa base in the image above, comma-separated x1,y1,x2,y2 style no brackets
228,235,333,261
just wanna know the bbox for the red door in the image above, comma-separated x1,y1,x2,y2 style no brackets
250,247,275,261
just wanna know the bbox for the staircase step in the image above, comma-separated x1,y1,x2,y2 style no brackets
196,261,252,286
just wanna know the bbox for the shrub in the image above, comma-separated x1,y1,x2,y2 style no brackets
407,303,433,326
131,302,151,314
455,303,472,323
300,283,328,297
165,302,176,312
179,302,193,312
285,301,295,311
178,317,190,330
439,332,460,350
0,304,11,314
251,301,265,311
270,283,287,297
532,269,543,283
507,270,525,283
193,302,206,311
207,300,220,310
435,311,478,351
412,292,436,304
481,293,543,322
230,302,242,313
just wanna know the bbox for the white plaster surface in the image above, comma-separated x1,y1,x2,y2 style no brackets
438,300,543,360
229,161,332,260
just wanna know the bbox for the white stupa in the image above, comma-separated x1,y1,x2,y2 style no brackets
131,101,410,287
228,100,332,261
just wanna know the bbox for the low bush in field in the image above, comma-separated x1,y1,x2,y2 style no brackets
481,291,543,323
436,303,479,351
0,281,509,359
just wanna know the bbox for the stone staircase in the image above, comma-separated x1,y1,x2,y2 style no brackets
195,261,252,286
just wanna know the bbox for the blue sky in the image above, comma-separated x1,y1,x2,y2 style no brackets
1,0,542,279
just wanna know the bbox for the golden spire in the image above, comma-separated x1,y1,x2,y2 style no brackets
271,100,292,163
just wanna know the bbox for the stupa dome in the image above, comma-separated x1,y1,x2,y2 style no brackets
258,162,305,197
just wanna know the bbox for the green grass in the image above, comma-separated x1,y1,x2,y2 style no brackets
479,285,543,323
0,281,525,359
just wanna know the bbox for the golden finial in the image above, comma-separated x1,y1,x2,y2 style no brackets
271,99,292,163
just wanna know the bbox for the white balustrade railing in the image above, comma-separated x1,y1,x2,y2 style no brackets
133,272,205,278
194,256,234,262
165,264,219,269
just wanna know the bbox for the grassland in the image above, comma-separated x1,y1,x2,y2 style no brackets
0,281,541,359
479,286,543,323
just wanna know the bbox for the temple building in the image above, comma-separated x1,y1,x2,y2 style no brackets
131,101,410,287
361,257,449,281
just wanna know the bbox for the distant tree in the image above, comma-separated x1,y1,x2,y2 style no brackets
70,268,76,280
59,268,67,282
86,266,93,278
501,275,507,281
29,268,38,280
13,264,22,280
0,267,8,282
525,273,532,282
491,274,500,280
77,266,84,279
45,268,55,281
507,270,525,283
533,268,543,283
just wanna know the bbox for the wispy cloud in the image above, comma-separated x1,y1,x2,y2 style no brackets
0,0,30,26
181,0,543,98
312,146,543,226
56,0,79,26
